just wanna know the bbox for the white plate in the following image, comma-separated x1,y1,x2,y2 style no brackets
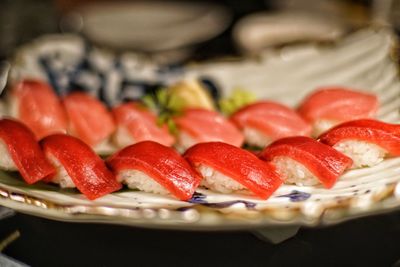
1,28,400,230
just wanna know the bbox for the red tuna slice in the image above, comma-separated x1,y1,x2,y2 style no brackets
231,101,311,139
260,136,352,188
10,79,68,139
62,92,115,147
318,119,400,155
174,108,244,146
112,102,174,147
0,119,55,184
298,87,378,123
107,141,201,201
184,142,282,199
42,134,121,200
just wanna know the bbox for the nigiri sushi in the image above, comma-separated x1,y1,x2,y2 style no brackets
9,79,68,139
106,141,201,201
318,119,400,168
298,87,378,136
41,134,121,200
231,101,311,148
62,92,116,153
260,136,352,188
174,108,244,152
184,142,282,199
112,102,174,148
0,118,55,184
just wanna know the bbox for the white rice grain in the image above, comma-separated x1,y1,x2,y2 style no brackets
112,126,136,149
118,170,170,195
0,140,17,171
334,140,387,168
312,119,337,137
175,131,197,153
197,164,247,194
243,127,272,148
272,156,319,186
47,154,75,188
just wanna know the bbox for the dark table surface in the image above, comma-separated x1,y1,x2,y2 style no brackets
1,210,400,267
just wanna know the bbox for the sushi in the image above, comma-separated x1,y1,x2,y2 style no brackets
62,92,116,153
318,119,400,168
184,142,282,199
230,101,311,148
112,102,175,148
298,87,378,136
174,108,244,151
260,136,352,188
8,79,68,139
106,141,201,201
41,134,121,200
0,118,55,184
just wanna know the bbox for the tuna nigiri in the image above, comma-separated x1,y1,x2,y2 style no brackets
318,119,400,168
0,118,55,184
106,141,201,201
298,87,378,136
112,102,175,148
62,92,116,153
41,134,121,200
260,136,352,188
231,101,311,148
174,108,244,152
9,79,68,139
184,142,282,199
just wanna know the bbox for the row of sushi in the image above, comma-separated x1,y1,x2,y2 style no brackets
2,79,379,154
1,116,399,201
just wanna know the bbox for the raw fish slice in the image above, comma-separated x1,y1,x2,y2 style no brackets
184,142,282,199
231,101,311,147
298,87,378,136
9,79,68,139
62,92,115,147
318,119,400,167
0,119,55,184
260,136,352,188
42,134,121,200
112,102,174,148
174,108,244,150
107,141,201,201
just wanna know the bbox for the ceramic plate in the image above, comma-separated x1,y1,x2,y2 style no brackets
1,28,400,230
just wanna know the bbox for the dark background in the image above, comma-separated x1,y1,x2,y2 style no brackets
2,211,400,266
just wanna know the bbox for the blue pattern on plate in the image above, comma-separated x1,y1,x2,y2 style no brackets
188,192,257,209
277,190,311,202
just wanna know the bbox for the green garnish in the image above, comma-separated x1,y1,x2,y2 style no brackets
219,88,256,115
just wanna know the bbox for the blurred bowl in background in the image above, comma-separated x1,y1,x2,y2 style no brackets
233,11,347,54
74,1,231,52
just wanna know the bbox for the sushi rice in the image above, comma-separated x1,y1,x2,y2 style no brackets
196,164,247,194
333,140,387,168
47,154,75,188
118,170,169,195
113,126,135,148
272,156,319,186
0,140,17,171
312,119,337,137
243,127,272,148
176,131,197,153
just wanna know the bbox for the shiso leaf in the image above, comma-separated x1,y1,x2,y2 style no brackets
219,88,256,115
141,94,158,112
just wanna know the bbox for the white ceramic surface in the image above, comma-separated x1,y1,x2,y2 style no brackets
1,28,400,230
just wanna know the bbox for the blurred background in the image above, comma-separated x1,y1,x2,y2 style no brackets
0,0,399,63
